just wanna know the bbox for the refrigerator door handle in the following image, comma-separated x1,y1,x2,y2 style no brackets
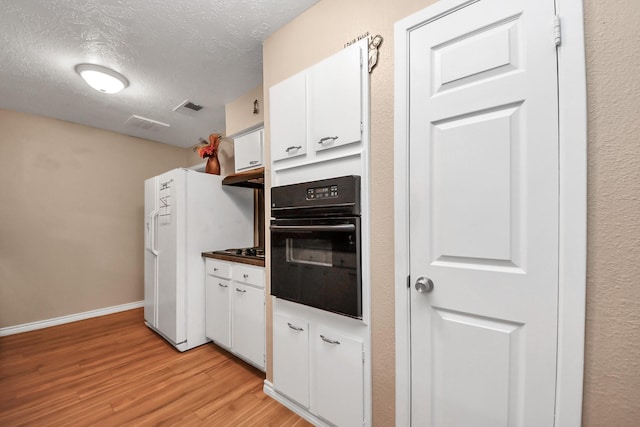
150,209,159,256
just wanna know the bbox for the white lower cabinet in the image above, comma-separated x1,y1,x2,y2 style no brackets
232,283,265,369
273,310,364,426
205,259,265,370
273,313,310,407
312,328,364,427
205,276,231,348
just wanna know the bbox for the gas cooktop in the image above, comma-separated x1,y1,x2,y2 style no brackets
203,247,265,267
221,247,265,258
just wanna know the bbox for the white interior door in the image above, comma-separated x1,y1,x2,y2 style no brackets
408,0,559,425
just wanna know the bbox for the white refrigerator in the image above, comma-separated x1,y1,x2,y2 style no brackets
144,168,253,351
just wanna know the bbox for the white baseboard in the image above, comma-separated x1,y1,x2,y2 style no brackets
263,380,330,427
0,301,144,337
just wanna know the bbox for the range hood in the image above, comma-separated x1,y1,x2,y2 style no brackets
222,167,264,189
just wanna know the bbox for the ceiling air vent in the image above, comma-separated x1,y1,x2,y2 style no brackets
125,115,171,131
173,99,204,116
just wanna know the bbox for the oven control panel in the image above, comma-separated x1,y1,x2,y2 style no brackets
271,175,360,216
306,185,339,200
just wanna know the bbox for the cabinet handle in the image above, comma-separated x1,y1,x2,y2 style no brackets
218,282,227,288
285,145,302,153
249,160,259,165
213,267,219,272
287,322,304,332
320,334,340,345
318,136,338,144
235,288,247,293
243,273,249,279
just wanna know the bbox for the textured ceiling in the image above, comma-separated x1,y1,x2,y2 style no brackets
0,0,319,148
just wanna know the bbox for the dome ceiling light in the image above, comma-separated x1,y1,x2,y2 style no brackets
75,64,129,94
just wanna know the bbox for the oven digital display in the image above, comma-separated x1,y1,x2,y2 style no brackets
306,185,339,200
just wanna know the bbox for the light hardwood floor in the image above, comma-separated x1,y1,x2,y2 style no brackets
0,308,311,426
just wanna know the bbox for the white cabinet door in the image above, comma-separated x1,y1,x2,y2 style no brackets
232,284,265,369
205,275,231,348
311,327,364,427
273,313,310,408
234,129,264,173
309,43,363,153
270,72,307,162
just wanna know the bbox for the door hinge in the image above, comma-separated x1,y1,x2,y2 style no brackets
362,350,365,363
407,275,411,289
554,15,562,46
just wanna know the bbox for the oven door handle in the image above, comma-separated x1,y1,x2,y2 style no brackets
270,224,355,233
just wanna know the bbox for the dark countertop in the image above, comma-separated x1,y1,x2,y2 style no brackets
202,251,265,267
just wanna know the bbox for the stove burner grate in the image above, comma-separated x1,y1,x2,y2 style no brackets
223,247,265,258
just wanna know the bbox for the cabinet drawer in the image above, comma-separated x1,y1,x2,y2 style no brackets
232,265,264,288
205,259,231,279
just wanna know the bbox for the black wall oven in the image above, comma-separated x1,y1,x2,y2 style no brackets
270,175,361,318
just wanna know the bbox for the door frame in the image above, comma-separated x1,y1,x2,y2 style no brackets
393,0,587,425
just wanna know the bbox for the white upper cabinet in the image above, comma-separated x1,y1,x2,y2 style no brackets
308,44,363,153
269,39,366,166
234,128,264,173
270,73,307,162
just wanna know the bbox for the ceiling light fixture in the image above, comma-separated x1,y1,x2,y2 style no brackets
75,64,129,94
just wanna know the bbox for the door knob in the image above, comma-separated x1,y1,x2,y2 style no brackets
415,277,434,293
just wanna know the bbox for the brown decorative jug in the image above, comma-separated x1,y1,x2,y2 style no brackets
205,155,221,175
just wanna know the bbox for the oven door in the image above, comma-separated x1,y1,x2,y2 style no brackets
270,216,361,318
